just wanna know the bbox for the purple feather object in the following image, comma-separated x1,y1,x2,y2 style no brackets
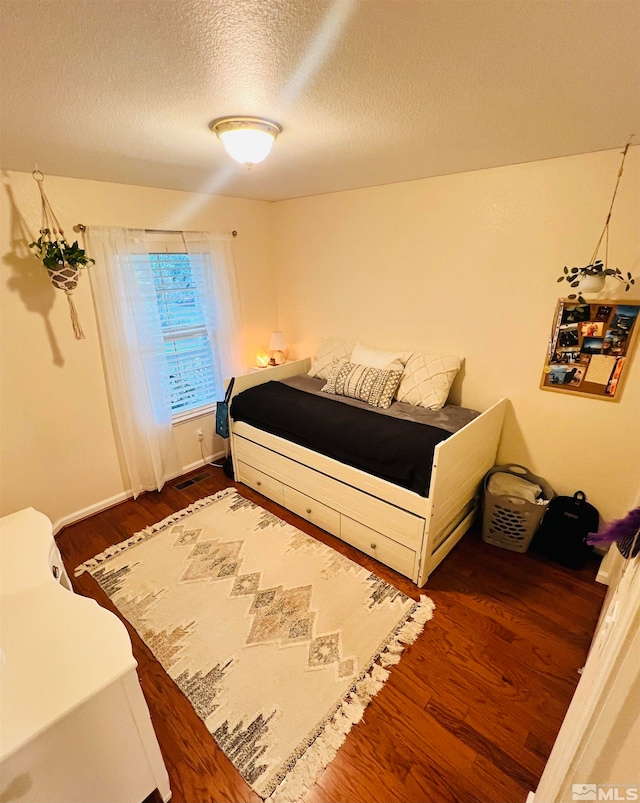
587,507,640,545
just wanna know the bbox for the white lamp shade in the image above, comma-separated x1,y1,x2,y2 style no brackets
269,331,287,352
218,128,276,165
211,118,281,166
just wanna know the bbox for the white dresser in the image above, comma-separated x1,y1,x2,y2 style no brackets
0,508,171,803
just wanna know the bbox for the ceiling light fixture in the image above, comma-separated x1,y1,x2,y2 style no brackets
210,117,282,166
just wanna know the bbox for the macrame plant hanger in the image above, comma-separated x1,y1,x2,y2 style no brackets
32,170,85,339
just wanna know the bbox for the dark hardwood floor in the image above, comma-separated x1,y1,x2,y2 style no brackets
57,466,606,803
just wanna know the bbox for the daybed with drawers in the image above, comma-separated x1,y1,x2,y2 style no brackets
228,358,506,586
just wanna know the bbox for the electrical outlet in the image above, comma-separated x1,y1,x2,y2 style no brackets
196,429,204,442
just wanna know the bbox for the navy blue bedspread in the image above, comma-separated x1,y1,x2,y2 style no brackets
230,381,451,496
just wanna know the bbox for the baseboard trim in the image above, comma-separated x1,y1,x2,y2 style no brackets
178,451,225,476
52,490,133,535
52,451,225,535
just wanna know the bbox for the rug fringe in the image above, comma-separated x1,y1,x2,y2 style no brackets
73,487,237,576
265,594,435,803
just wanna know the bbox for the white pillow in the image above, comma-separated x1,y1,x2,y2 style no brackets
350,342,411,373
308,338,355,380
396,353,463,410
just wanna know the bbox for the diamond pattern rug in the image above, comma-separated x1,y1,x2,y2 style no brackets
75,489,434,802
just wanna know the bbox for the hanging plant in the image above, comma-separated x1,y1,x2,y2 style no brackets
28,170,95,339
557,137,636,304
29,233,94,275
558,260,634,300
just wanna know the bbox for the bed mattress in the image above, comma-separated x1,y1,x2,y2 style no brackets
230,377,479,496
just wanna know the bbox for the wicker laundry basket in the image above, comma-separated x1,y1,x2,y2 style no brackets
482,464,555,553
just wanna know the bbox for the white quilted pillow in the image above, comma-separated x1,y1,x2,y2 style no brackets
308,338,356,380
396,353,463,410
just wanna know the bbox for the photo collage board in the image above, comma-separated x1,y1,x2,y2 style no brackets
541,299,639,400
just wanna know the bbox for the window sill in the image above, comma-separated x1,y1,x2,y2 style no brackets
171,402,217,426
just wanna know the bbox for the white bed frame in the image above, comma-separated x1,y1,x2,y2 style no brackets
228,359,506,586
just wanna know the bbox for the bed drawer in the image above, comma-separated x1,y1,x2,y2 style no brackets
235,436,423,548
237,461,284,505
283,486,341,538
341,517,415,578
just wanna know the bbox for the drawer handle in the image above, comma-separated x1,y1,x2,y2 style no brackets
256,480,261,486
370,542,377,550
52,565,60,579
306,507,312,515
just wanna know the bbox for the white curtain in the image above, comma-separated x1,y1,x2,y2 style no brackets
87,227,180,497
183,232,244,383
86,227,244,498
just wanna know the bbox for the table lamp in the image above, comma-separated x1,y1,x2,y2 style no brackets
269,331,287,365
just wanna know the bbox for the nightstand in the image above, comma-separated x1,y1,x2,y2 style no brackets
249,360,296,374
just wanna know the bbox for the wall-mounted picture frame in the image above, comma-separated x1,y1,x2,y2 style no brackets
541,299,639,401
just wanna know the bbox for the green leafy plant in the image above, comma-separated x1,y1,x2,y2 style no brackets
557,260,635,304
29,229,95,271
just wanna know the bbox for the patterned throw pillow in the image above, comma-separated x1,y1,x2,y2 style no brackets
396,353,462,410
308,339,355,380
321,360,403,409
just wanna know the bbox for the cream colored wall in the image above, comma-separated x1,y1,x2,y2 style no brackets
273,148,640,523
2,150,638,530
0,170,277,526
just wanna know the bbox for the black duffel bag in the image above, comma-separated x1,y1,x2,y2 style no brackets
531,491,599,569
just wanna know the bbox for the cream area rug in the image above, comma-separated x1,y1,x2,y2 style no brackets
75,489,434,802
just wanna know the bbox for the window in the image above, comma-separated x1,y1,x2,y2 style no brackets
87,226,240,495
133,244,221,420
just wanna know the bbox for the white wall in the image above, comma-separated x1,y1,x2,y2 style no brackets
2,149,638,530
272,148,640,523
0,170,277,527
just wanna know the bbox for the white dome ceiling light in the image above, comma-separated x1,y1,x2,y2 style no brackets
210,117,282,166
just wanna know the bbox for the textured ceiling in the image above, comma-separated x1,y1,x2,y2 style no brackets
1,0,638,201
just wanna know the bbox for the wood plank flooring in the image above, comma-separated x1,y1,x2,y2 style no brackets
56,467,606,803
